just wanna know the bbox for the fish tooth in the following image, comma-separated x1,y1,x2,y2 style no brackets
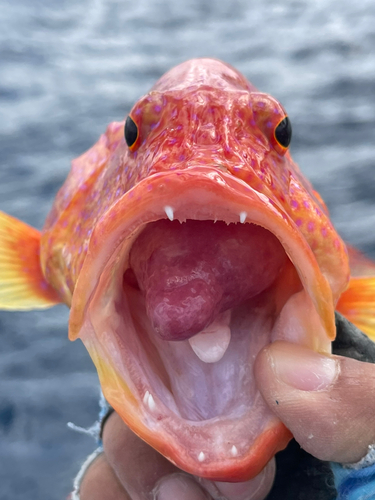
239,211,247,223
148,393,156,411
198,451,205,462
188,310,231,363
231,445,238,457
164,206,174,221
143,391,150,405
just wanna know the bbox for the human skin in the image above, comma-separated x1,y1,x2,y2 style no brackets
78,340,375,500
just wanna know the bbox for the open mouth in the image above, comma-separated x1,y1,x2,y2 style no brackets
71,167,335,481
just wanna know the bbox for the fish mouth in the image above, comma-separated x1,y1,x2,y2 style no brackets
70,167,335,482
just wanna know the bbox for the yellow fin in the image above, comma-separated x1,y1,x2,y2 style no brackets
0,211,61,310
337,276,375,342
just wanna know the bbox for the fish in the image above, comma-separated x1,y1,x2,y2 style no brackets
1,58,375,483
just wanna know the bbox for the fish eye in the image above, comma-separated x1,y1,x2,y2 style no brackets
274,116,292,149
124,115,139,149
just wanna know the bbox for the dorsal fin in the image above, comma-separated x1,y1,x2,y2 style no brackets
0,211,61,310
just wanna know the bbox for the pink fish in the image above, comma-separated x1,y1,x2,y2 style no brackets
1,58,374,482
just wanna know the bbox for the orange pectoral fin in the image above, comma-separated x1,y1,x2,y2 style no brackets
0,211,61,310
337,276,375,342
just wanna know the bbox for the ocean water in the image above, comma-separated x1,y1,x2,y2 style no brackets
0,0,374,498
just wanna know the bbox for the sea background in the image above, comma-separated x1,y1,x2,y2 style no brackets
0,0,374,498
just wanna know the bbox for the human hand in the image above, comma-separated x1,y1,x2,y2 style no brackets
78,341,375,500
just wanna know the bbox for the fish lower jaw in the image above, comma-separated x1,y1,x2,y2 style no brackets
83,242,330,481
86,279,323,481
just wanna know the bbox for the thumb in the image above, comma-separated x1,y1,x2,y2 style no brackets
254,341,375,464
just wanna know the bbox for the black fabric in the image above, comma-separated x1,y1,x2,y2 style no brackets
332,312,375,363
266,312,375,499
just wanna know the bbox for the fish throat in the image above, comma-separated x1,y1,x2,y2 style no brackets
117,219,295,422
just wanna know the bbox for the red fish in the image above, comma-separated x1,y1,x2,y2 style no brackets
1,58,374,482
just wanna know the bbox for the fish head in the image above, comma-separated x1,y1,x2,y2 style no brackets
41,59,350,481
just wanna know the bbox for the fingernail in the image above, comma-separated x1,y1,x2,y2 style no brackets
154,473,208,500
268,341,338,391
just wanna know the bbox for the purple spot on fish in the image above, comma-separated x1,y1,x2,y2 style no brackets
178,154,185,161
321,227,328,238
307,221,315,232
291,199,299,210
40,280,49,290
296,219,303,227
154,105,162,112
334,239,340,250
315,207,322,217
303,200,310,209
147,184,153,191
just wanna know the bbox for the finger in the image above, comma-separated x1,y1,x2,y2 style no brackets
79,453,130,500
199,457,276,500
102,412,210,500
254,341,375,464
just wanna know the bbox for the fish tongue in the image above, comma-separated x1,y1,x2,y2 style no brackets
129,219,287,341
130,221,223,340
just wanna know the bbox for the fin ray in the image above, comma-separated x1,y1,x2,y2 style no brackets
0,211,61,310
337,276,375,342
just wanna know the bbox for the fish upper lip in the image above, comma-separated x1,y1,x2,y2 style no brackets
70,166,335,340
68,166,334,480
